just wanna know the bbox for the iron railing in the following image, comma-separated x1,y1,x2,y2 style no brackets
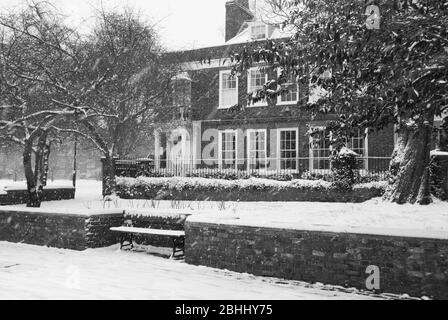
114,156,391,181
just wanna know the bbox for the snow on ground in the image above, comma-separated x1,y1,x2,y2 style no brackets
2,179,448,240
0,241,398,300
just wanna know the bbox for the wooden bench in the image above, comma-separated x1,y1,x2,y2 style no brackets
110,224,186,259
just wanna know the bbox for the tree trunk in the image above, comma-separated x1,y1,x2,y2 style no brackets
39,140,51,187
102,155,117,197
383,123,433,205
23,138,41,207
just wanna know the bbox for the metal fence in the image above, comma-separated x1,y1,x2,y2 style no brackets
115,156,391,181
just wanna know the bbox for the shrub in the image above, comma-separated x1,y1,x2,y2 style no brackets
115,176,386,202
430,155,448,200
300,171,333,182
330,147,359,190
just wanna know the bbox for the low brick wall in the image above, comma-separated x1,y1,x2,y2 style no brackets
185,221,448,299
0,208,124,250
0,187,75,205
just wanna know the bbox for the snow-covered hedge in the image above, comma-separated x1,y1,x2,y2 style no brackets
116,176,386,203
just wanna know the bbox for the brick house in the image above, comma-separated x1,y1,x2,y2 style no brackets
153,0,395,176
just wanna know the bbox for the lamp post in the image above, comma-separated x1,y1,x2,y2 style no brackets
72,135,77,188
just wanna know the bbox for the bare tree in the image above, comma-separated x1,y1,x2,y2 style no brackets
65,9,178,196
0,3,86,206
1,3,180,202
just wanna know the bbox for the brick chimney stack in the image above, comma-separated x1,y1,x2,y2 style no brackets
225,0,254,42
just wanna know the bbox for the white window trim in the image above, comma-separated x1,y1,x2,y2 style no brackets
247,67,268,107
276,69,299,106
309,126,331,172
364,129,369,171
277,127,299,171
247,129,267,171
218,129,238,170
218,70,238,109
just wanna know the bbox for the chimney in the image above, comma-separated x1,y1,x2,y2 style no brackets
225,0,254,42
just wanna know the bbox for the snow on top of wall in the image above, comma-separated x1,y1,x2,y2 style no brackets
188,198,448,240
431,150,448,157
3,185,75,191
0,206,123,217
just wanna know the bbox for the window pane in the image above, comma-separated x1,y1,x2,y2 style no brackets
279,129,297,170
309,129,331,170
346,129,367,170
220,131,236,168
251,24,266,40
280,75,299,102
220,72,238,107
248,130,267,170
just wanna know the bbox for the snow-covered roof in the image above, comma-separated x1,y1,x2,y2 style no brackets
225,20,292,45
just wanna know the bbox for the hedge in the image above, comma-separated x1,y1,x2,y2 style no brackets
116,177,386,203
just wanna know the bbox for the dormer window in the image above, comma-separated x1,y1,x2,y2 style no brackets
250,22,267,40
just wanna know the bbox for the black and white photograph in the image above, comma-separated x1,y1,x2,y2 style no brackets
0,0,447,305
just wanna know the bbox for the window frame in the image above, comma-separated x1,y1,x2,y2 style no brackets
247,67,268,107
346,128,369,171
218,70,239,109
247,129,268,170
277,127,299,171
309,126,332,172
277,69,299,105
250,22,268,40
218,129,238,170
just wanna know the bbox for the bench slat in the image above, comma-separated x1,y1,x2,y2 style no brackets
110,226,185,237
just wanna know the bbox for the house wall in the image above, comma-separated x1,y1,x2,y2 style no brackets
160,35,396,166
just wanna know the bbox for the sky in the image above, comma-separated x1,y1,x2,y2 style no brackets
0,0,259,51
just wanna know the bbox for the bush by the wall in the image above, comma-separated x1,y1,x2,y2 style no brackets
0,187,75,206
116,176,386,203
300,171,333,182
135,168,383,184
430,154,448,200
330,147,359,190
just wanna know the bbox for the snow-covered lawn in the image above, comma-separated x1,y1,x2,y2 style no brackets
0,241,401,300
189,198,448,240
2,179,448,239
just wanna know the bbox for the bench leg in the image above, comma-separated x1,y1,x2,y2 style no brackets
120,233,134,250
170,236,185,259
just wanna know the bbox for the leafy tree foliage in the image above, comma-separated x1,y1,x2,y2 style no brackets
230,0,448,204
